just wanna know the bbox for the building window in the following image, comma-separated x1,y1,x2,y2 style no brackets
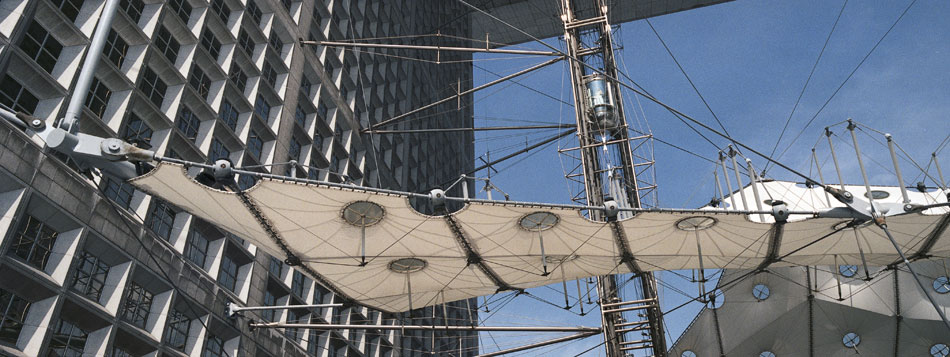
288,139,301,162
934,276,950,294
47,319,87,355
155,26,180,64
0,289,31,345
228,63,246,92
139,66,168,107
146,199,176,240
184,227,210,267
176,105,200,141
317,103,327,122
121,281,153,329
101,177,135,209
122,114,153,148
268,256,282,276
120,0,144,23
199,28,222,60
71,250,110,302
112,347,134,357
238,29,254,58
8,215,59,270
330,155,340,174
84,77,111,118
261,61,277,87
19,21,63,74
254,94,270,120
203,333,226,357
238,174,256,190
294,105,306,128
217,252,238,292
103,30,130,68
50,0,84,22
164,309,191,351
308,159,320,180
168,0,192,23
331,307,346,325
284,309,301,341
268,31,283,54
291,270,306,297
246,0,262,25
210,138,230,160
323,59,334,78
219,100,239,131
0,77,39,115
300,77,311,97
246,130,263,160
262,289,277,322
210,0,230,24
189,65,212,99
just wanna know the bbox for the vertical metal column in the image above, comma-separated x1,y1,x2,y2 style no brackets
559,1,664,355
61,0,122,133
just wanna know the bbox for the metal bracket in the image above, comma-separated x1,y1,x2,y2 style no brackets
770,201,789,223
603,200,619,219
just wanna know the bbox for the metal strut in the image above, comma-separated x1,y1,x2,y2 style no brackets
559,0,665,355
443,216,517,292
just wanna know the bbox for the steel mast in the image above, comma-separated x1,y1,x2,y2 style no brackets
559,1,665,355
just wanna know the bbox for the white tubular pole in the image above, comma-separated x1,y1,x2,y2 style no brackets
714,170,725,208
719,152,737,210
729,146,749,210
813,149,833,207
933,153,947,191
62,0,122,133
885,134,910,204
847,121,876,212
826,128,846,190
746,159,765,221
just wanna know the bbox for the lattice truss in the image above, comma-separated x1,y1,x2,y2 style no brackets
130,163,950,312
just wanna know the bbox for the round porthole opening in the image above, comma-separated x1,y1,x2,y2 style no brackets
931,343,950,357
676,216,717,231
705,289,724,309
681,351,697,357
752,284,771,301
842,332,861,348
759,352,776,357
389,258,427,273
519,212,559,231
543,254,579,264
864,190,890,199
342,201,385,227
934,276,950,294
839,265,858,278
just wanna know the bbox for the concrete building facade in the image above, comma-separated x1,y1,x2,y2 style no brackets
0,0,479,355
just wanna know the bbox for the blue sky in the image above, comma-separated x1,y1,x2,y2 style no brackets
464,0,950,355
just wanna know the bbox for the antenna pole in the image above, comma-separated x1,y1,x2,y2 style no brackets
560,1,665,355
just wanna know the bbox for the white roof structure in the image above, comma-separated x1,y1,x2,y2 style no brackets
129,163,950,312
670,263,950,356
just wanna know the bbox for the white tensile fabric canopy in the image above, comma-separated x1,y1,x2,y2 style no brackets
129,163,950,312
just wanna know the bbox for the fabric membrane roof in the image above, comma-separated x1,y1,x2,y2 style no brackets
129,163,950,312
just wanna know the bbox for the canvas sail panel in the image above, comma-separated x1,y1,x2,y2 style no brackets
129,163,950,312
129,163,283,255
619,212,773,270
